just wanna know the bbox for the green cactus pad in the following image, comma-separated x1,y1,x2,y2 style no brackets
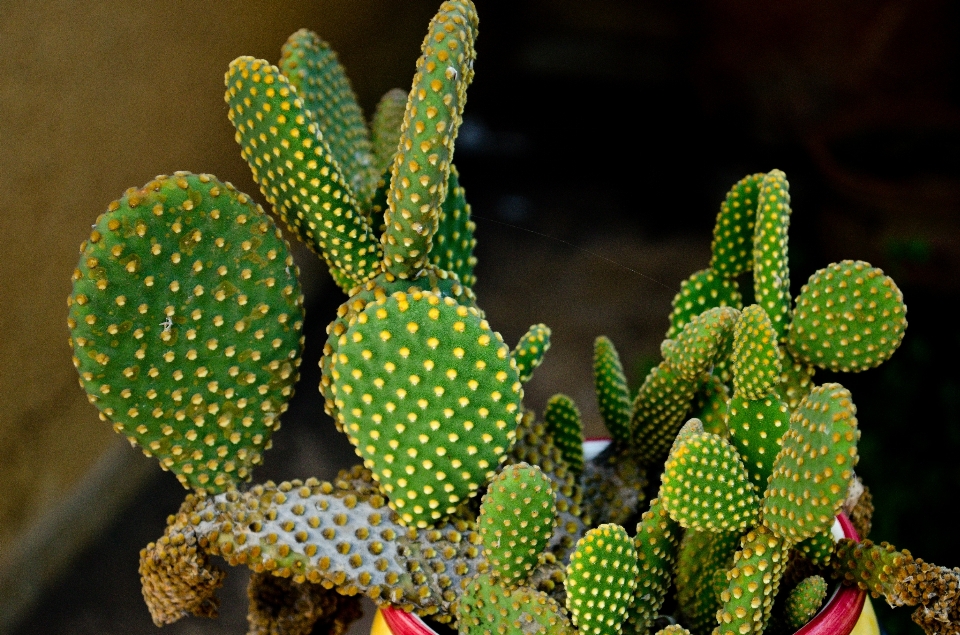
752,170,792,340
543,394,585,476
659,427,759,532
716,525,790,635
329,290,521,527
381,1,477,278
369,168,391,235
787,261,907,373
795,530,836,568
731,305,782,400
225,56,382,288
675,528,742,635
631,362,699,465
710,173,765,278
762,383,860,542
655,626,693,635
667,269,744,340
478,463,556,587
512,323,552,384
775,348,815,411
692,375,730,437
68,173,304,492
726,395,790,490
627,498,681,635
279,29,377,203
783,575,828,631
432,165,478,287
663,306,740,381
565,523,640,635
457,572,575,635
371,88,408,175
594,336,633,445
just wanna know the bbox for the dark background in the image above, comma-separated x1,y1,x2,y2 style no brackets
5,1,960,633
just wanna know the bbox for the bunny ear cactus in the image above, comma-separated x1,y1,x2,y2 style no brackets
68,172,305,492
68,1,957,633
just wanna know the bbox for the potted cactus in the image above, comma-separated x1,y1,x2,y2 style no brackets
66,2,960,635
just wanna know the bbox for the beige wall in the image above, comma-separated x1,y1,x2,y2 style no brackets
0,0,437,563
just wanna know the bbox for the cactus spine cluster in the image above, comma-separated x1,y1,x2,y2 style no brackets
66,3,958,635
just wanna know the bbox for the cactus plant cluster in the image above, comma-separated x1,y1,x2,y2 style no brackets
66,2,960,635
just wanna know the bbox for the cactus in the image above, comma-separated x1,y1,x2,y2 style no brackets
67,2,960,635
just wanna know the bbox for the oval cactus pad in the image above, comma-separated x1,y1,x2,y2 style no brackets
329,290,522,527
68,173,305,491
788,260,907,372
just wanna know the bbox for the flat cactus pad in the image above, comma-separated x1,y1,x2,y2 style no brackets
593,336,633,445
731,304,782,400
565,523,640,635
667,268,743,340
329,290,522,527
478,463,556,587
762,383,860,542
788,260,907,373
710,173,764,278
457,572,574,635
68,173,304,491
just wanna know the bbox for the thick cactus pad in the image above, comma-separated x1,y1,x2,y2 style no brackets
225,57,382,288
725,395,790,490
675,528,742,635
667,269,743,339
478,463,556,587
731,305,782,400
512,323,552,384
279,29,377,203
631,362,699,465
628,498,681,635
795,530,836,568
329,290,521,527
710,173,765,277
565,523,640,635
457,573,575,635
594,336,633,445
692,375,730,437
775,348,815,411
659,427,759,532
68,173,304,491
432,166,478,286
543,394,585,476
371,88,408,175
752,170,792,339
783,575,828,631
716,526,790,635
663,306,740,381
382,0,478,277
787,261,907,373
762,383,860,542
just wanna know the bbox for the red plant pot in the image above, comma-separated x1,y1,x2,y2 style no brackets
372,442,871,635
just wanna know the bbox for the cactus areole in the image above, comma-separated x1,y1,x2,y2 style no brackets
68,2,958,635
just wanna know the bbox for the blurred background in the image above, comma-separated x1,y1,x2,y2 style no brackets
1,0,959,633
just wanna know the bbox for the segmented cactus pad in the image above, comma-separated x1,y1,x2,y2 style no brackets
667,268,743,339
329,290,522,527
674,528,742,635
716,525,789,635
68,173,304,491
478,463,556,587
731,305,782,400
512,323,551,383
663,306,740,381
762,383,860,542
787,260,907,373
628,498,681,635
432,166,478,287
783,575,828,630
457,573,574,635
726,395,790,490
710,173,765,278
593,336,633,445
631,362,699,465
225,56,382,287
565,523,640,635
752,170,792,339
659,428,759,532
543,394,585,475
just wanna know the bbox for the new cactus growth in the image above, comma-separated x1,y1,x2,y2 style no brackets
67,2,960,635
